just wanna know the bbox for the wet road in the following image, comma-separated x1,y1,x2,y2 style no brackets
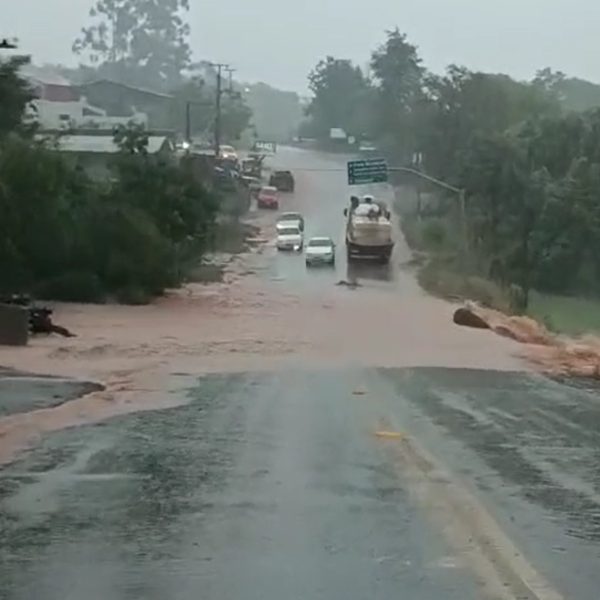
249,147,416,293
1,148,600,599
2,369,600,599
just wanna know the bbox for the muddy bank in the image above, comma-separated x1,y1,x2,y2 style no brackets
462,302,600,379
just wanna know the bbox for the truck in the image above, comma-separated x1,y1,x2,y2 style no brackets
344,195,394,263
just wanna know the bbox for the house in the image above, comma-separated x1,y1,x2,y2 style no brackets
23,66,79,102
21,66,148,132
78,80,174,130
49,134,175,180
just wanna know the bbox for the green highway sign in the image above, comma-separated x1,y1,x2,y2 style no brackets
347,158,388,185
253,140,277,154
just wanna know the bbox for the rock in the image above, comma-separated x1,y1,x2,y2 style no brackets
336,279,361,289
453,307,490,330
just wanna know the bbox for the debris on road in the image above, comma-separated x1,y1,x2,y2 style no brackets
336,279,361,289
453,307,490,330
457,300,600,380
30,307,76,338
1,295,76,339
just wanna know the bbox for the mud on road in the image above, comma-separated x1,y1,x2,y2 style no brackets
0,147,526,464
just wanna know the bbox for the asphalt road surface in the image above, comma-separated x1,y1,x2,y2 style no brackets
1,148,600,600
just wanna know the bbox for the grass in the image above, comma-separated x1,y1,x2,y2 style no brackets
400,212,510,311
528,292,600,335
417,260,509,310
400,208,600,336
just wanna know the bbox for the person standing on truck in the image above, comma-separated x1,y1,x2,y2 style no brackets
362,195,380,219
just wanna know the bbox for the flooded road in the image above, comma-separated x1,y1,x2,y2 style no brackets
1,148,598,599
253,146,414,291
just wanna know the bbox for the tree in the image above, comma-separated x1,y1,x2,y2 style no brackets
244,82,302,143
220,92,253,142
170,77,212,138
370,29,425,157
417,66,558,182
169,77,252,142
306,57,372,140
534,68,600,112
74,0,191,90
0,56,34,137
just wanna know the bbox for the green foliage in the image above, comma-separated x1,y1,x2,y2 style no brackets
0,128,218,303
0,56,35,137
73,0,191,90
220,92,253,142
528,292,600,334
418,66,559,182
458,110,600,300
169,75,252,143
306,57,373,140
534,68,600,112
420,219,448,251
370,29,425,157
35,272,105,303
244,82,302,143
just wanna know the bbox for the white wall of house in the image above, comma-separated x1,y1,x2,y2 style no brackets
26,98,148,131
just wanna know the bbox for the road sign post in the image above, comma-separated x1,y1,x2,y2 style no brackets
347,158,388,185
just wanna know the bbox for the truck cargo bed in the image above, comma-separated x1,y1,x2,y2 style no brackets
346,239,394,263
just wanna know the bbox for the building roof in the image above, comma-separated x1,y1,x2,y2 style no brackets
51,135,172,155
79,79,174,100
21,65,72,87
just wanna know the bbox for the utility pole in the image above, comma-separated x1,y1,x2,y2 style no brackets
209,62,229,159
185,100,191,144
225,67,235,93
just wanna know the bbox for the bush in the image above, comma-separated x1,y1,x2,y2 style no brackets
0,131,218,305
421,218,448,250
114,286,153,305
418,260,508,310
35,272,105,303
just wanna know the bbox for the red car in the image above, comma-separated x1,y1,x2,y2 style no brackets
257,185,279,209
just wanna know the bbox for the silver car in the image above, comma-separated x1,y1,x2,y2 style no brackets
305,237,336,266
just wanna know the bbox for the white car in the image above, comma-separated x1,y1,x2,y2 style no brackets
305,236,336,266
276,212,304,232
219,145,238,161
276,225,303,251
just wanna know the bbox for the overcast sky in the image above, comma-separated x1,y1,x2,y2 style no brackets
1,0,598,92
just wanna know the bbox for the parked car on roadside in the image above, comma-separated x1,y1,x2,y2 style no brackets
269,170,295,192
257,185,279,209
219,145,238,161
305,236,336,266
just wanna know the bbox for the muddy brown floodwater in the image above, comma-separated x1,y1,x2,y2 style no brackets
1,145,575,467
